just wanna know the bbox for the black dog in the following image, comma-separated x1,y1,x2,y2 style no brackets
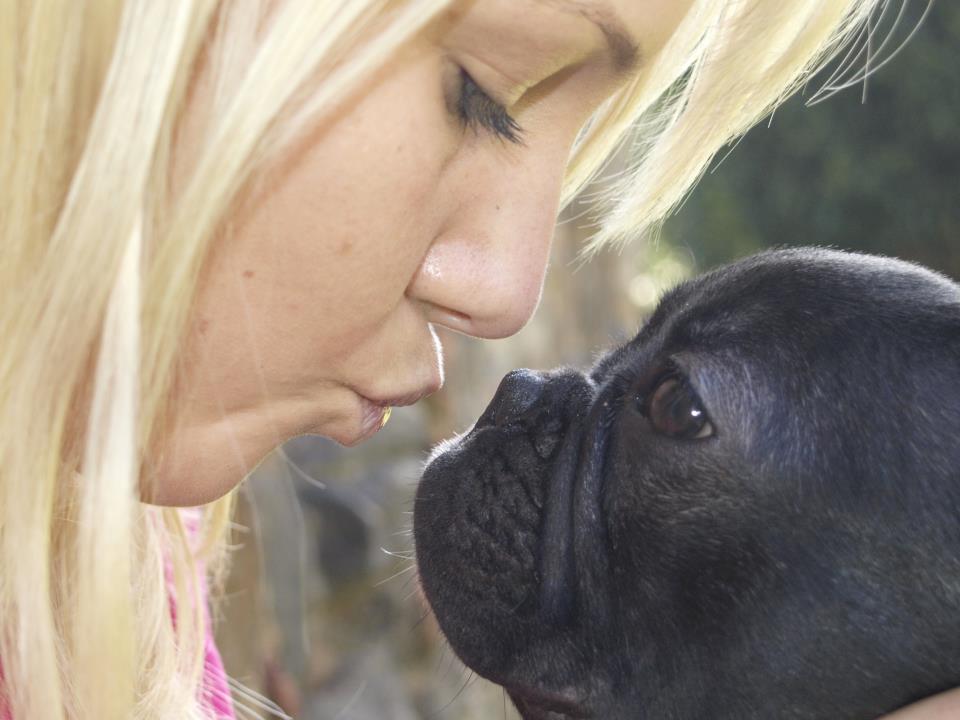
413,247,960,720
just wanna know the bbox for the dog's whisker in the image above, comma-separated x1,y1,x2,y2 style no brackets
425,667,474,719
400,569,420,593
412,606,432,631
373,563,416,587
434,642,447,675
379,546,415,559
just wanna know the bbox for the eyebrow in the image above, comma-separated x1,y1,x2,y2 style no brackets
549,1,642,74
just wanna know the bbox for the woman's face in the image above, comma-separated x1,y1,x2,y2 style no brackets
152,0,693,505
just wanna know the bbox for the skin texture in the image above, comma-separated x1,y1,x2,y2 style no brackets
152,0,693,506
415,248,960,720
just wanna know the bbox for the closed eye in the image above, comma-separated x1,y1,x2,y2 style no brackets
454,67,524,144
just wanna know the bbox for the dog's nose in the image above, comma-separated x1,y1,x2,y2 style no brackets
478,369,545,428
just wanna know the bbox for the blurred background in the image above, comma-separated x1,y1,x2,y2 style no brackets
215,2,959,718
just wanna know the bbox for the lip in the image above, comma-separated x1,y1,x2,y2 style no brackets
358,373,443,410
352,396,392,444
507,686,591,720
362,387,434,408
347,375,443,444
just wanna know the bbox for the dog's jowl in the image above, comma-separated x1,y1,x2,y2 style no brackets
414,247,960,720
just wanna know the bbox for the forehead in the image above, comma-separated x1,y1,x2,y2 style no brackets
452,0,696,69
538,0,697,62
645,251,960,365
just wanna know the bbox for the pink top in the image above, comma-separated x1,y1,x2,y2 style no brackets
199,591,238,718
167,596,237,719
170,507,237,719
202,630,236,718
0,509,236,719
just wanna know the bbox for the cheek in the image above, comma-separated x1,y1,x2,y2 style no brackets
198,47,453,361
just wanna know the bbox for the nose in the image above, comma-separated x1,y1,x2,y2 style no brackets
477,369,545,428
406,136,568,340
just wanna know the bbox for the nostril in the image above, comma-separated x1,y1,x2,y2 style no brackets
478,369,545,428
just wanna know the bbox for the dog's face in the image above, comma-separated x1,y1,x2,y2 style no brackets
414,248,960,720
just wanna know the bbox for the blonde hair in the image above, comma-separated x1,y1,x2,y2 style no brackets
0,0,883,717
566,0,884,249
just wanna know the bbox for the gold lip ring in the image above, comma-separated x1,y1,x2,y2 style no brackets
379,406,392,429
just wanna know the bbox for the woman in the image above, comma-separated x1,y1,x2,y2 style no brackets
1,0,952,718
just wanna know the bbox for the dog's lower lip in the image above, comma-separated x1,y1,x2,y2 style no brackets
507,686,590,719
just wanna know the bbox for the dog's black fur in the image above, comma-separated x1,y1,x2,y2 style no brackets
413,247,960,720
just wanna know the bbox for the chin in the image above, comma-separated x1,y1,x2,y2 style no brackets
140,457,245,507
142,424,270,507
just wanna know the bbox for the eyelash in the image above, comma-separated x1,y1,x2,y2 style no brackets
455,68,524,145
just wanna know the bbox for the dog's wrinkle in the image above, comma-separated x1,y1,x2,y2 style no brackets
539,433,581,627
534,431,561,460
532,416,564,460
446,429,566,617
415,369,606,692
568,383,619,632
525,377,591,622
427,412,577,617
504,429,553,510
472,456,540,537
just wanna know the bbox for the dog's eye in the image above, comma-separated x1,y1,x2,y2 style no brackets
639,376,714,440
